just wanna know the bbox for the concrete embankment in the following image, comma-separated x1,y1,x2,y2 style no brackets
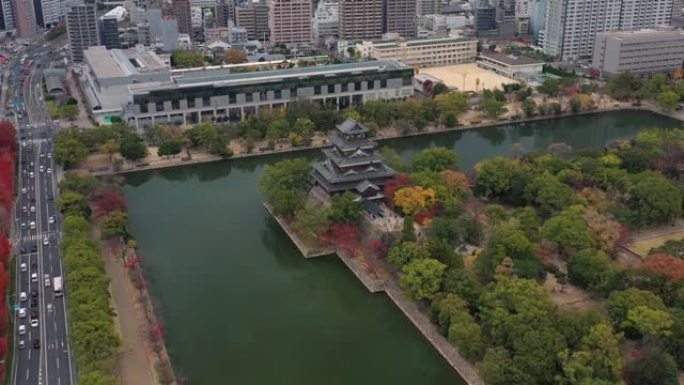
266,205,484,385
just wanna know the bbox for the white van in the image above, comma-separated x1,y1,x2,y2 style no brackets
19,292,27,302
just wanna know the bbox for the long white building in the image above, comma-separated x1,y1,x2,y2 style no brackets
358,37,478,68
543,0,674,60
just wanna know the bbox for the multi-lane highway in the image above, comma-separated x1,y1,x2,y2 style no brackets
11,46,74,385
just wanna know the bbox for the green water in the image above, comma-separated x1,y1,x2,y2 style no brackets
124,111,680,385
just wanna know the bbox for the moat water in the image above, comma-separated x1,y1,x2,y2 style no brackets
124,111,680,385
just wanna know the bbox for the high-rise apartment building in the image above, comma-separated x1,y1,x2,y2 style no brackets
235,0,269,41
268,0,312,45
66,2,98,62
98,14,120,48
215,0,235,27
339,0,383,40
0,0,13,31
417,0,441,15
384,0,417,38
172,0,191,34
543,0,674,60
12,0,36,38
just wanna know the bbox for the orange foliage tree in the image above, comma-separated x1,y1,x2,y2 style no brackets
641,253,684,283
393,186,436,216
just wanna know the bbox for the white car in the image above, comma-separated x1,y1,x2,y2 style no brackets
30,319,38,328
29,172,34,178
18,340,25,349
20,222,26,230
20,262,26,272
30,206,35,213
29,221,36,230
18,308,26,318
47,153,52,159
48,216,55,225
21,206,27,213
42,237,48,246
46,168,51,174
18,325,26,335
19,292,27,302
39,165,44,173
30,272,37,282
21,187,27,194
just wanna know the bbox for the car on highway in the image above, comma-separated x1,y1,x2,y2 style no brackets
33,339,39,349
48,216,55,224
44,277,50,287
39,165,44,173
21,187,26,194
19,292,27,302
30,205,35,213
30,221,35,229
47,167,51,174
29,171,34,178
18,340,25,350
21,206,26,213
30,299,37,308
20,262,26,272
18,308,26,318
47,152,52,159
20,222,26,230
30,272,37,282
31,290,37,298
18,325,25,335
30,319,38,328
42,237,48,246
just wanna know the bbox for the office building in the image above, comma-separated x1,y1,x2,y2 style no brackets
384,0,417,38
235,0,269,41
311,0,338,45
477,52,545,77
359,37,478,68
98,15,120,48
12,0,36,38
592,29,684,78
529,0,545,39
474,0,497,36
339,0,383,41
268,0,312,45
417,0,441,15
80,45,414,128
66,3,98,62
172,0,191,34
543,0,674,60
215,0,235,27
0,0,14,32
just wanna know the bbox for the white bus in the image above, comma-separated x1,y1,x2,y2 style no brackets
53,276,63,297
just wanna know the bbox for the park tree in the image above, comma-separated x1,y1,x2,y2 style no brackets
440,170,471,197
640,73,668,99
480,97,508,119
171,49,204,68
92,189,126,218
524,172,576,215
412,147,459,172
387,241,429,268
399,258,446,300
625,345,679,385
627,171,681,226
657,91,680,112
606,71,642,101
101,211,129,239
568,249,612,290
622,306,673,338
327,191,362,224
393,186,436,215
57,191,91,217
259,158,311,216
537,78,560,96
79,371,117,385
448,310,485,361
54,130,88,167
119,134,148,161
480,346,532,385
99,139,119,162
559,323,624,384
522,99,537,117
266,119,290,142
479,277,553,348
512,326,568,385
541,206,594,256
606,288,666,327
292,204,331,245
434,92,469,115
442,268,482,306
157,140,183,157
432,293,468,333
224,48,247,64
474,156,518,197
144,125,172,146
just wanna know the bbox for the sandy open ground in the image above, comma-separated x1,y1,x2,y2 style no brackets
421,63,519,92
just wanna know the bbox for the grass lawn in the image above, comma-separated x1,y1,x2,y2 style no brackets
630,231,684,257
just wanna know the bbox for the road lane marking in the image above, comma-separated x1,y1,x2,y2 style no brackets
56,357,59,369
25,368,28,380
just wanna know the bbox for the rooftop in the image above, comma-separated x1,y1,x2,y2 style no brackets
84,46,168,80
370,37,476,49
479,52,543,66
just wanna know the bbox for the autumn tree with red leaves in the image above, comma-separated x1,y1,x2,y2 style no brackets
641,254,684,283
384,174,411,209
92,188,127,218
0,121,16,153
322,224,361,257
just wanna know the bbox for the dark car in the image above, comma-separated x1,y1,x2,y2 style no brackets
30,244,37,252
31,261,37,268
30,299,37,308
30,290,38,298
30,309,38,319
33,339,40,349
46,195,53,201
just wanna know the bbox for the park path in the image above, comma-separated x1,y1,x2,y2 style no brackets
103,247,158,385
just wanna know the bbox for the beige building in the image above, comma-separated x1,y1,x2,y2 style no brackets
592,29,684,78
477,52,544,77
11,0,36,39
339,0,383,41
268,0,312,45
360,37,478,68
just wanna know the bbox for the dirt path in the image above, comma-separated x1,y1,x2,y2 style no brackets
103,245,158,385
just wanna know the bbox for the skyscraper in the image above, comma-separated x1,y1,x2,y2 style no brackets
268,0,312,45
384,0,417,38
235,0,269,41
172,0,191,34
417,0,441,15
543,0,673,60
98,14,120,48
11,0,37,38
215,0,235,27
66,2,98,62
339,0,383,40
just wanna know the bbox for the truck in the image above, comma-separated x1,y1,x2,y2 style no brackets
53,276,63,297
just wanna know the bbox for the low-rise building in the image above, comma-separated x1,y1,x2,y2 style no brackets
80,46,414,129
359,37,477,68
476,52,544,77
592,29,684,79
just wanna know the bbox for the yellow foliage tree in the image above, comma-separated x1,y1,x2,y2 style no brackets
394,186,436,215
674,68,684,81
441,170,471,197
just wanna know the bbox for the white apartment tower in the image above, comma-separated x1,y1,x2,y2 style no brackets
543,0,674,60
